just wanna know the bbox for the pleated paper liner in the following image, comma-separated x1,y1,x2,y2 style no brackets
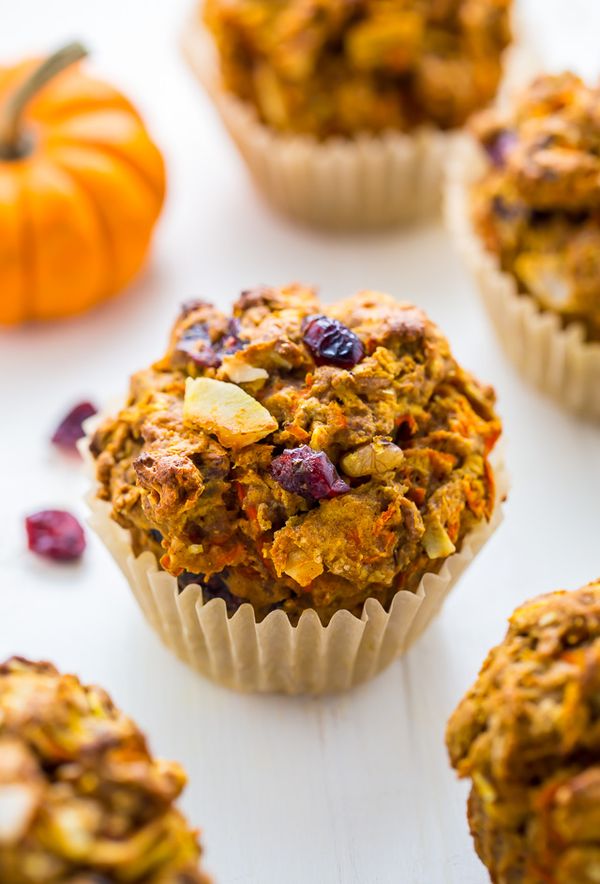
182,13,539,232
182,19,471,230
446,137,600,420
82,422,507,695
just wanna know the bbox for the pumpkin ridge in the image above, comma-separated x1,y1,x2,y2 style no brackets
30,95,139,126
49,142,160,294
0,166,30,323
50,141,162,222
14,166,36,322
21,157,107,320
48,124,165,203
48,155,115,302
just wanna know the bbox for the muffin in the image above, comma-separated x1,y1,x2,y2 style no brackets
183,0,514,229
446,72,600,418
446,581,600,884
0,656,210,883
87,284,505,693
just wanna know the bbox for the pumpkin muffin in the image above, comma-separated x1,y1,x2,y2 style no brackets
87,284,504,692
446,581,600,884
91,284,501,628
184,0,513,228
203,0,513,137
446,72,600,417
472,73,600,340
0,657,210,883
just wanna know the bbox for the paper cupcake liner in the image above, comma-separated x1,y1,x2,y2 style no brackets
446,137,600,420
82,420,507,694
184,19,517,230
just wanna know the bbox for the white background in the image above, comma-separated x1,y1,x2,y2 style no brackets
0,2,599,882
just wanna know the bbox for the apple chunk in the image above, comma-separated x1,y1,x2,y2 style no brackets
183,377,278,448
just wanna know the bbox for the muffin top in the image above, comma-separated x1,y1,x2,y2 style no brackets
203,0,512,137
92,285,500,625
471,72,600,340
0,657,208,884
446,582,600,882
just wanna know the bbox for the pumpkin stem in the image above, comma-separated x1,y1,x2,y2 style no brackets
0,41,89,159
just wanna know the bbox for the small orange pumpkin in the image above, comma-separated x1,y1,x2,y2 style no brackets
0,42,166,324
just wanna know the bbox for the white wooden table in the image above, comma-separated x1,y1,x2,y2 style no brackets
0,2,599,881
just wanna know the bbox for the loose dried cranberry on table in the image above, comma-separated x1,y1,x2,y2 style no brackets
270,446,350,501
302,315,365,368
25,510,86,562
51,402,97,453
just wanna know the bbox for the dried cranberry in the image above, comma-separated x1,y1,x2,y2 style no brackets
219,318,244,356
302,315,365,368
178,571,202,592
175,317,246,369
25,510,86,562
202,575,246,615
491,195,525,222
176,323,221,368
226,317,241,338
177,571,244,616
485,130,517,168
270,446,350,501
51,402,97,453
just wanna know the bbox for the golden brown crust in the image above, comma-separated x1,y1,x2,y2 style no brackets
446,582,600,884
470,72,600,340
203,0,512,137
92,284,500,625
0,657,209,884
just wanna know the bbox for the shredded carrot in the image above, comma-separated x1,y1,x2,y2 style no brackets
407,487,426,506
484,425,502,455
288,425,310,443
464,481,485,518
394,413,418,435
484,459,496,517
